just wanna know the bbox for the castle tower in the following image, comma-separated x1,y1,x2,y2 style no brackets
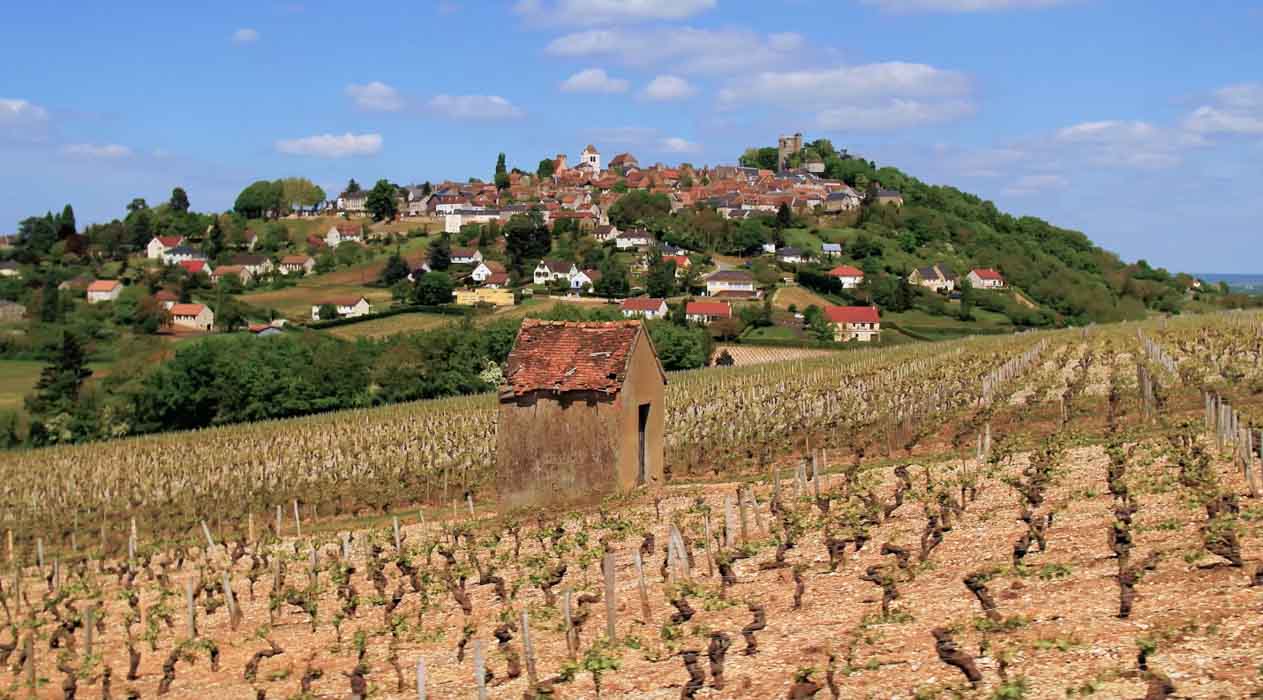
777,132,803,171
581,144,600,172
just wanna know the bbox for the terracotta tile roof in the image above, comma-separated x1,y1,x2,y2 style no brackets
87,280,121,293
178,260,206,274
971,268,1003,280
827,265,864,278
503,320,660,397
484,272,510,286
154,290,178,302
825,305,880,324
169,303,207,317
686,301,731,318
156,236,183,247
280,255,312,265
619,297,666,312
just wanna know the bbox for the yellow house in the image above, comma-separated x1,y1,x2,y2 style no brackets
455,287,514,307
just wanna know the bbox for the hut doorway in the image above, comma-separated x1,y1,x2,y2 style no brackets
638,403,651,485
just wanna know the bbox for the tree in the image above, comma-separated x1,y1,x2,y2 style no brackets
127,198,148,215
494,153,510,190
537,158,556,179
380,250,410,286
317,303,338,321
412,271,455,306
428,234,452,271
608,190,671,229
645,257,677,298
345,178,362,194
593,257,630,298
776,202,793,229
25,332,93,444
803,305,834,342
234,180,282,219
16,214,58,259
366,179,399,222
169,187,190,214
38,279,62,323
204,217,226,260
739,147,779,170
646,322,709,371
58,204,77,240
504,211,551,267
958,277,975,321
278,178,326,210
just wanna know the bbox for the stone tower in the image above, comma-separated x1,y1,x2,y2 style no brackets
777,132,803,171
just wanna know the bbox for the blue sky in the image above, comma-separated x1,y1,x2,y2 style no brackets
2,0,1261,272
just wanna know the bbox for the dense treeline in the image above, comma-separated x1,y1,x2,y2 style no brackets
16,304,711,446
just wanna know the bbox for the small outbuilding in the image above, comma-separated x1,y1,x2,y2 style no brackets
496,319,666,507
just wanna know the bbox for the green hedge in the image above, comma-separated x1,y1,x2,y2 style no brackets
306,304,469,330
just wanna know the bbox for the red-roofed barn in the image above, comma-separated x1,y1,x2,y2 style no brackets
497,320,666,506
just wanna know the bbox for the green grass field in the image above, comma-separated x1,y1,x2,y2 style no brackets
323,313,455,340
0,360,116,413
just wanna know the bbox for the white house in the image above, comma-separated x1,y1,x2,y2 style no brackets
705,270,757,298
967,268,1006,289
909,264,958,293
230,254,274,277
594,224,619,243
570,268,600,292
86,280,122,304
825,305,881,343
827,264,865,289
534,259,577,286
470,260,504,283
337,191,368,213
146,235,184,260
162,246,205,265
311,296,372,321
776,247,805,264
278,255,315,276
169,303,215,332
615,230,653,250
821,243,842,258
685,301,732,326
619,297,668,319
325,224,364,248
444,209,502,234
210,265,253,286
0,261,19,278
450,247,484,266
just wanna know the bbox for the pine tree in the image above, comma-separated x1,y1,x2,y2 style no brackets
494,153,510,190
25,333,93,418
170,187,190,213
39,279,62,324
57,204,77,240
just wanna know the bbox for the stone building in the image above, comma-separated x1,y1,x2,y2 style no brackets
777,132,803,171
496,320,666,507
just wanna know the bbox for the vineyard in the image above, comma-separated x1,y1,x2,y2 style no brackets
0,312,1262,698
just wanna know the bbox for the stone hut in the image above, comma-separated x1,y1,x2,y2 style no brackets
496,319,666,507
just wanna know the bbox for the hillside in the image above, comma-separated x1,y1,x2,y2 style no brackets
740,139,1201,325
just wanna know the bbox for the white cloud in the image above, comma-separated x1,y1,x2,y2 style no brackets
560,68,629,94
642,75,695,101
1055,120,1159,143
0,98,49,125
718,62,974,130
60,143,133,159
861,0,1072,11
721,62,971,106
545,27,804,75
660,136,700,153
1053,119,1194,169
346,82,404,112
232,28,260,43
275,133,382,158
515,0,715,25
1184,83,1263,136
426,94,524,120
1003,174,1069,196
817,99,976,130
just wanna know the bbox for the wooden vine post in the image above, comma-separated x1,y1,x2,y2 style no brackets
632,548,651,620
562,588,576,658
416,657,426,700
724,495,738,549
473,639,487,700
603,552,617,641
275,504,283,538
737,488,750,544
519,609,538,687
293,499,302,539
185,579,197,639
223,570,241,630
